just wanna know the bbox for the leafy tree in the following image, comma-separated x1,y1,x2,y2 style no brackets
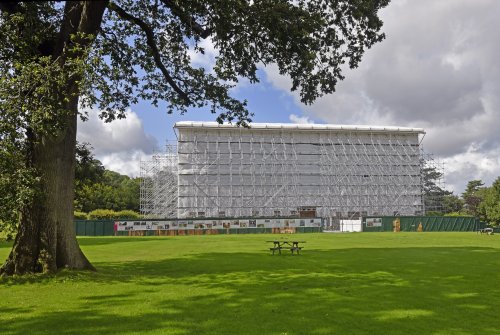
103,171,141,212
73,143,139,213
0,0,390,275
75,142,106,187
462,180,485,217
421,165,451,214
442,194,464,214
478,177,500,225
76,174,140,213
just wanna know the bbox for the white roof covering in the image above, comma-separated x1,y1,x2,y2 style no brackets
174,121,425,134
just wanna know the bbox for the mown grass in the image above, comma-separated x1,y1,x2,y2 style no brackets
1,232,500,335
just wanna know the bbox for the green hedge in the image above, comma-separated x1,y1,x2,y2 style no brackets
74,211,88,220
87,209,140,220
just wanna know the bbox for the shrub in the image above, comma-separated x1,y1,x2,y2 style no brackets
0,222,15,241
88,209,117,220
444,212,472,217
425,211,444,217
115,210,140,219
74,211,88,220
87,209,141,220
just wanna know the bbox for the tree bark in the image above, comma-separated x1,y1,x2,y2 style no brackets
1,96,93,275
1,1,108,276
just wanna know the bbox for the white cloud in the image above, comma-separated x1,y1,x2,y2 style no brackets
289,114,314,124
188,37,218,70
188,37,254,93
98,151,151,177
77,109,158,177
443,146,500,194
263,0,500,193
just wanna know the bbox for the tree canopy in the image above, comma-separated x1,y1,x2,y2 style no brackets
0,0,391,275
421,164,451,214
478,177,500,225
461,180,485,217
74,143,140,213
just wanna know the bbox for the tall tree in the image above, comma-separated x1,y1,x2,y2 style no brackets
462,180,485,217
442,194,464,214
76,171,140,213
75,142,106,188
74,142,140,213
421,165,451,214
0,0,390,275
478,177,500,225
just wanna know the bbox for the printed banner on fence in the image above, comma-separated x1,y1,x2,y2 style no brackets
115,218,322,231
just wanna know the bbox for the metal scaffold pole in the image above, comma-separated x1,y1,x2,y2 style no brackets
140,143,178,218
144,122,428,220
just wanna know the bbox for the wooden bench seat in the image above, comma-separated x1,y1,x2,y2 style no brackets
270,247,282,255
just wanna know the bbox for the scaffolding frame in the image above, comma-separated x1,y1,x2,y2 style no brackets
140,143,178,218
421,152,447,214
170,123,425,219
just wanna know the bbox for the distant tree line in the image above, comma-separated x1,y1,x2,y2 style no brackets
74,143,140,219
423,166,500,225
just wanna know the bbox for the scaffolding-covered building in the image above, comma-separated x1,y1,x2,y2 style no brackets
140,122,426,219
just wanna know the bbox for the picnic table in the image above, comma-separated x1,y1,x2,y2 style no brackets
478,228,494,235
267,240,305,255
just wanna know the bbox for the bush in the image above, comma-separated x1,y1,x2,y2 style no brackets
88,209,118,220
87,209,141,220
115,210,140,219
74,211,88,220
444,212,472,217
0,223,15,241
425,211,444,217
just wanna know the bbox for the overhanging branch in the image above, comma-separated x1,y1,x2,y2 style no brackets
160,0,211,39
108,2,191,105
0,2,21,15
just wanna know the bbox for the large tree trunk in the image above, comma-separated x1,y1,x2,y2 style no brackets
0,1,108,276
1,97,94,275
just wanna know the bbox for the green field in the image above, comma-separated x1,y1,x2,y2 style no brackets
1,233,500,335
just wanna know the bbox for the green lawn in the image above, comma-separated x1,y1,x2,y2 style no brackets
1,233,500,335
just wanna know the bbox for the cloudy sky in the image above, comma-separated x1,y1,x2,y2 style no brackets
78,0,500,194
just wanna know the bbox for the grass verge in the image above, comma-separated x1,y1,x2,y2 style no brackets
1,232,499,335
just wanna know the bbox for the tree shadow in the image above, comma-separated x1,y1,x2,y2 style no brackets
0,240,13,249
1,246,500,334
76,237,161,246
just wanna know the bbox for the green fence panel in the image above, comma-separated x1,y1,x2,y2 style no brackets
75,220,86,236
95,222,103,236
363,216,480,232
103,221,115,236
83,221,93,236
74,220,114,236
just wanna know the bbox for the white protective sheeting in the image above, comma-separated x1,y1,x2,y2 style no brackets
172,122,425,219
339,219,363,232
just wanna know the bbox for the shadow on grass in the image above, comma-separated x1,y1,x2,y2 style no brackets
0,237,161,250
76,237,162,246
2,245,500,334
0,240,12,249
